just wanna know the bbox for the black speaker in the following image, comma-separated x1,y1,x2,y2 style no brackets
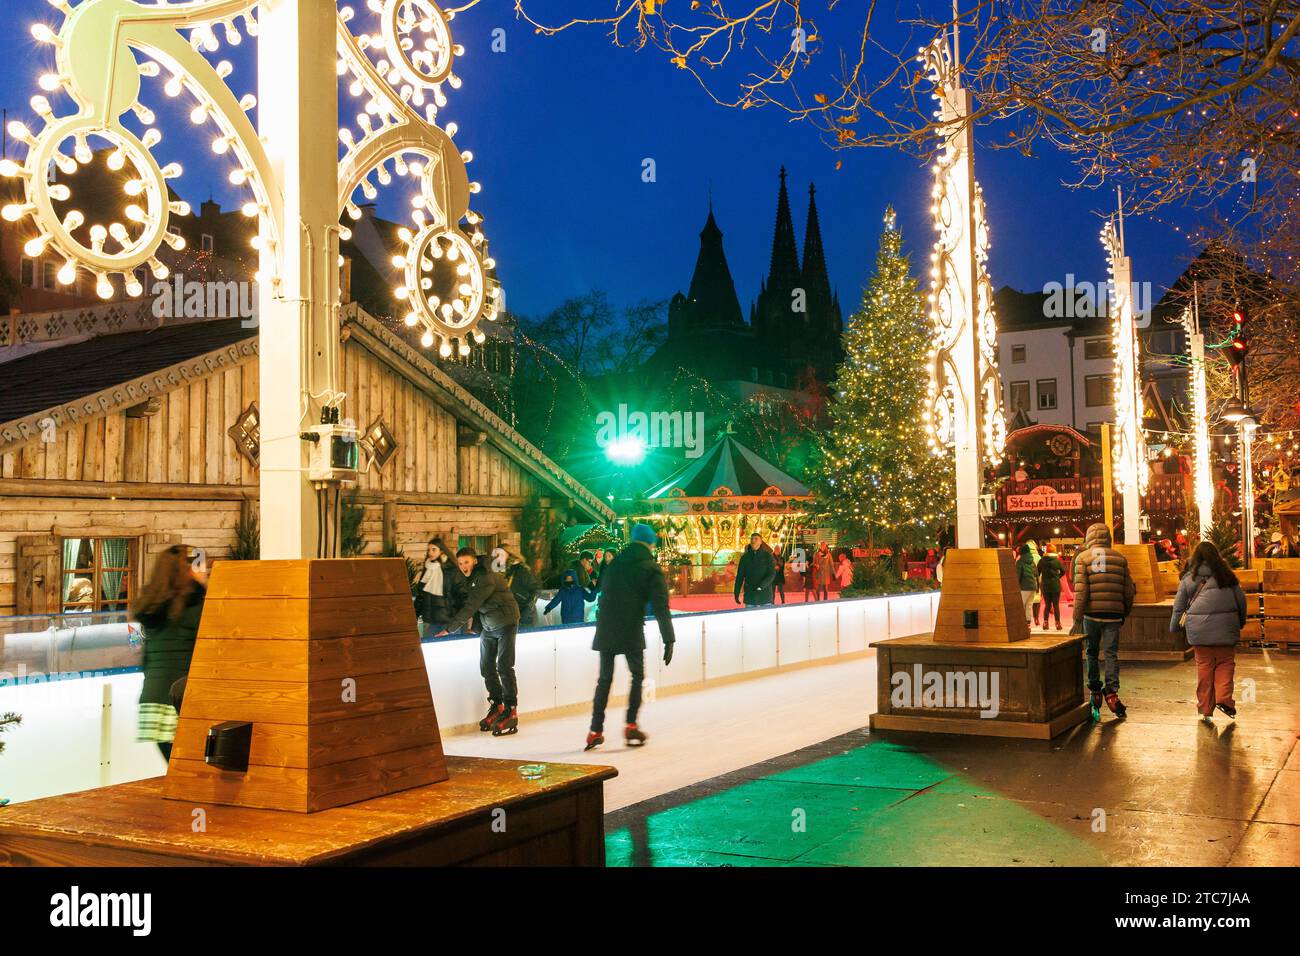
963,610,979,629
204,721,253,773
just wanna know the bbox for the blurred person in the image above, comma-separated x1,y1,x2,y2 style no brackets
544,568,597,625
1171,542,1247,722
1037,544,1066,630
771,543,787,604
734,533,776,606
1016,543,1038,628
811,541,834,601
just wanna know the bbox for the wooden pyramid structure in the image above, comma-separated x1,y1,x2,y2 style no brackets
164,558,447,812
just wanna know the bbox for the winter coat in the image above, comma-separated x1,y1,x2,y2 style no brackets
444,565,521,633
1037,554,1066,596
136,584,206,707
734,543,776,605
592,543,675,654
772,552,786,584
506,562,541,626
418,557,451,627
811,548,835,586
543,571,596,625
1170,565,1247,646
1071,523,1136,629
1016,549,1038,591
835,558,854,589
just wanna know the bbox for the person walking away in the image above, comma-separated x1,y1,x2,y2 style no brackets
436,547,523,736
417,538,451,635
504,551,541,628
544,569,597,625
1016,543,1038,629
1027,539,1044,626
1170,542,1246,722
1072,523,1137,718
131,545,207,762
771,543,787,604
734,533,776,606
1037,544,1066,630
811,541,834,601
835,551,855,593
586,524,675,750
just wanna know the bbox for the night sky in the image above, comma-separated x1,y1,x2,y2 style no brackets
0,1,1202,322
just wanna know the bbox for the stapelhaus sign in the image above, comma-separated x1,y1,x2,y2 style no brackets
1005,485,1084,512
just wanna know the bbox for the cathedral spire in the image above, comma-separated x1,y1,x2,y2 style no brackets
801,181,833,309
682,203,744,331
766,166,801,294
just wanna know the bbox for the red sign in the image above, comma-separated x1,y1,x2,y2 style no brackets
1006,485,1083,512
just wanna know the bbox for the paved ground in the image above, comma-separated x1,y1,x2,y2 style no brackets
602,650,1300,866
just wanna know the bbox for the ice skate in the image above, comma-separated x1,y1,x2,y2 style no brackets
624,723,647,747
1089,691,1103,722
1216,703,1236,719
1104,692,1127,719
584,731,605,751
491,707,518,736
479,701,503,732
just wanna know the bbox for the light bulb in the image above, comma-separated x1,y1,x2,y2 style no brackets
420,331,434,348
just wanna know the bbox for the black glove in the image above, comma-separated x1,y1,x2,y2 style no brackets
663,642,674,666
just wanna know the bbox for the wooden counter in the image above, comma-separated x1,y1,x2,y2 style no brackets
0,755,616,867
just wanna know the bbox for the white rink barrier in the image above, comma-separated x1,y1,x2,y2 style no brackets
0,591,938,805
424,591,940,731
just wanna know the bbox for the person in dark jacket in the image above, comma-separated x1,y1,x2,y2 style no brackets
572,550,597,590
1016,543,1038,627
417,538,452,634
437,547,523,735
1072,523,1137,717
504,552,541,628
585,524,675,750
1036,544,1066,630
1170,542,1247,721
772,543,787,604
544,569,597,625
734,533,777,606
131,544,207,761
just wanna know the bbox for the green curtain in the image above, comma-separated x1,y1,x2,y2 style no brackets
60,538,83,605
100,538,130,606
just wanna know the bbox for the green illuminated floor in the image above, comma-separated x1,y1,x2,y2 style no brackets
604,654,1300,867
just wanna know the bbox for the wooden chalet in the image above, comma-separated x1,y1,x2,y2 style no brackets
0,303,612,617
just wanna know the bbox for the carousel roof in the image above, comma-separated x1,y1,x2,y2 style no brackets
642,434,810,500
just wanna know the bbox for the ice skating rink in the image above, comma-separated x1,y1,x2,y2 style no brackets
442,653,879,812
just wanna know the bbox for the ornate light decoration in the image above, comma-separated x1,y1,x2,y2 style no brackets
1181,299,1215,537
919,36,1006,468
2,0,499,357
1101,216,1148,507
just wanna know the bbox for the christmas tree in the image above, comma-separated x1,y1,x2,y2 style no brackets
807,207,954,552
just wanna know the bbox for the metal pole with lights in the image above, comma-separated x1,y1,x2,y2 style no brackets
1101,206,1146,546
3,0,501,559
919,33,1007,549
1222,307,1257,568
1183,286,1215,539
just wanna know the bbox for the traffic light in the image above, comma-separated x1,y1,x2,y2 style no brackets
1226,307,1247,376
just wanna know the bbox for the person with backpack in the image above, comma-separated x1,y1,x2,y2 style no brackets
1036,543,1066,631
585,524,675,750
1071,523,1137,718
1170,541,1247,722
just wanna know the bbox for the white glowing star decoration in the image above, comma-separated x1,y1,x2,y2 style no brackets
2,0,499,356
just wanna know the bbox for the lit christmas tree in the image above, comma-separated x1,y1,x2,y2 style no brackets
808,207,954,552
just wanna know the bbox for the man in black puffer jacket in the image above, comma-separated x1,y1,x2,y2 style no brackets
585,523,675,751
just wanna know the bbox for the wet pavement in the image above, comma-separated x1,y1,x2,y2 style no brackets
604,650,1300,866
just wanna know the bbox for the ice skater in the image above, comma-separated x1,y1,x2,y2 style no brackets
585,523,675,751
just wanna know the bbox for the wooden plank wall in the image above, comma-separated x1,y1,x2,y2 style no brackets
0,358,259,487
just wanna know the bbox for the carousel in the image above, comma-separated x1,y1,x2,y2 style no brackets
628,435,811,591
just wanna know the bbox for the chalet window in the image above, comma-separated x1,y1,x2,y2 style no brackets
60,537,137,614
458,534,496,555
1036,379,1058,410
228,402,260,467
42,261,58,290
1084,338,1114,360
1011,344,1026,363
21,258,37,288
1009,381,1030,411
201,234,214,252
1085,374,1112,407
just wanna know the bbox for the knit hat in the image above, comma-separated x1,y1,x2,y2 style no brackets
630,523,658,548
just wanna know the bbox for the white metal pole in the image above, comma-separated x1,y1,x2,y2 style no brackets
1240,422,1256,568
257,0,340,560
1186,290,1214,538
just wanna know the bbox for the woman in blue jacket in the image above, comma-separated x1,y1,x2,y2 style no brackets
544,569,597,625
1170,542,1247,722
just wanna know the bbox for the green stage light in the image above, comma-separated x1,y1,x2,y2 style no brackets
605,436,647,465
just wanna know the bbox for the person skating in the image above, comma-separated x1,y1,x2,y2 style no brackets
504,551,541,628
544,568,597,625
435,547,523,736
734,533,776,606
771,543,787,604
1170,541,1247,722
1071,523,1137,719
1036,544,1066,630
585,523,675,751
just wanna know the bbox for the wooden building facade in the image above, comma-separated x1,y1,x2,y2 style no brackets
0,304,612,617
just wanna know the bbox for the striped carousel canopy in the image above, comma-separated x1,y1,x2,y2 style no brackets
642,435,810,500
